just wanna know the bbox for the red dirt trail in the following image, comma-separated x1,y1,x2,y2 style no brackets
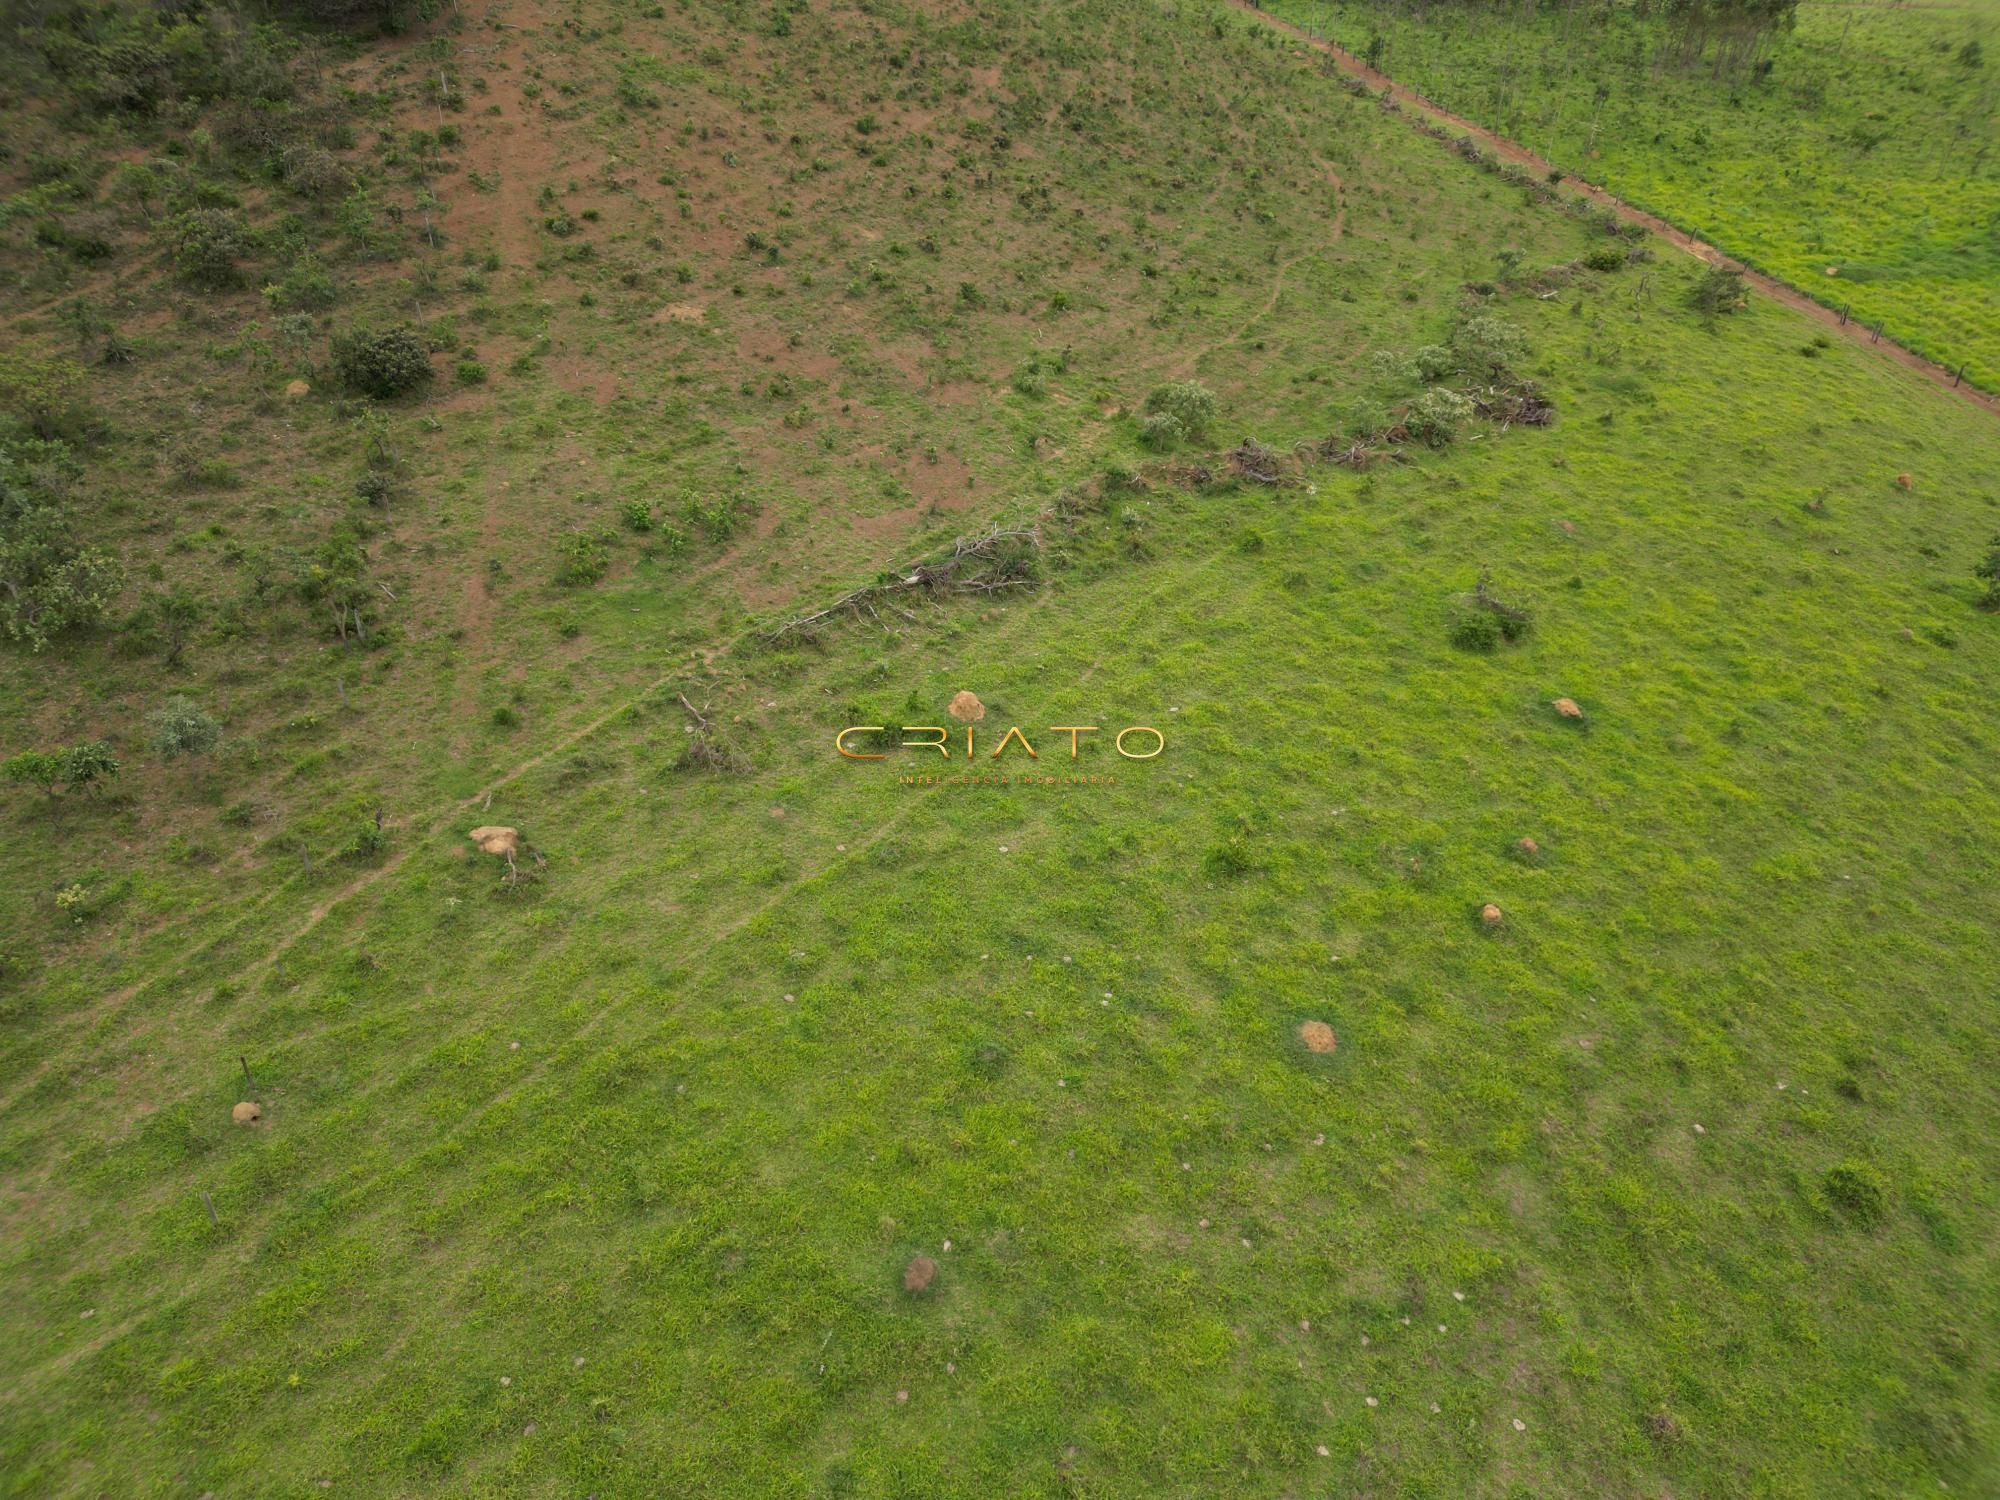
1226,0,1998,418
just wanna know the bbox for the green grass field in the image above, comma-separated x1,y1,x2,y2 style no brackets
1265,0,2000,390
2,0,1999,1494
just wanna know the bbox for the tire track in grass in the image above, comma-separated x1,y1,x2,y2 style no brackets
1223,0,2000,416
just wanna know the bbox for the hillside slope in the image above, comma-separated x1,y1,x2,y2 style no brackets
1,0,1999,1495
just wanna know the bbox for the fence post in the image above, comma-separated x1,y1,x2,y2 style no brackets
1838,304,1848,327
1954,365,1964,388
1871,321,1882,345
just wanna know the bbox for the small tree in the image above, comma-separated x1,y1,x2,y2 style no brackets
2,750,65,796
152,587,204,666
147,696,221,758
60,740,119,793
1,741,118,796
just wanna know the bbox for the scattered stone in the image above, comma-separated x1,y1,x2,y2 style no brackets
1551,697,1583,719
1298,1020,1338,1054
283,379,311,400
1517,837,1539,856
903,1254,937,1293
1366,1396,1378,1408
1895,472,1914,490
1512,1418,1527,1432
1315,1444,1330,1457
232,1101,262,1126
896,1389,910,1404
769,806,785,819
947,691,986,723
1481,903,1504,928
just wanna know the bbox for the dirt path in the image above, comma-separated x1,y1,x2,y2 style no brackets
1225,0,1999,418
1175,149,1345,379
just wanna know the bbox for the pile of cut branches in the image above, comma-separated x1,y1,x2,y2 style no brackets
1228,439,1284,484
763,524,1043,644
1469,385,1556,429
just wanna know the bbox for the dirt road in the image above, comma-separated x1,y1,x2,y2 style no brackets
1225,0,1998,418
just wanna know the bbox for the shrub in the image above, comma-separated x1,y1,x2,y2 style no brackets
1,458,124,650
1143,381,1217,442
1138,412,1184,452
261,257,337,312
0,354,91,441
1973,535,2000,610
1823,1161,1887,1227
453,359,487,386
1450,315,1528,379
1690,266,1748,320
1405,387,1475,447
620,499,653,532
1583,243,1626,273
1448,608,1501,652
282,145,350,202
168,209,253,288
342,822,389,860
332,326,434,398
147,696,221,758
555,529,612,586
61,741,119,792
1410,344,1456,383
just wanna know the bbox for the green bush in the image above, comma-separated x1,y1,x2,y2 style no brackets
261,257,337,313
620,499,654,532
0,354,91,441
1823,1161,1887,1227
556,529,612,586
1450,316,1529,379
1448,608,1502,652
453,359,487,386
1405,387,1475,447
1972,535,2000,610
1690,266,1748,320
168,209,253,289
1143,381,1217,442
332,326,434,398
1,457,124,650
1139,412,1184,452
146,696,221,758
1583,243,1627,273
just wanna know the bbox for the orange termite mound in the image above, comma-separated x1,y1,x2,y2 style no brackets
1298,1021,1338,1055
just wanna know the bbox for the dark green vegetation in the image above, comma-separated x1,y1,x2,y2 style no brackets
1269,0,2000,388
2,0,1999,1494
